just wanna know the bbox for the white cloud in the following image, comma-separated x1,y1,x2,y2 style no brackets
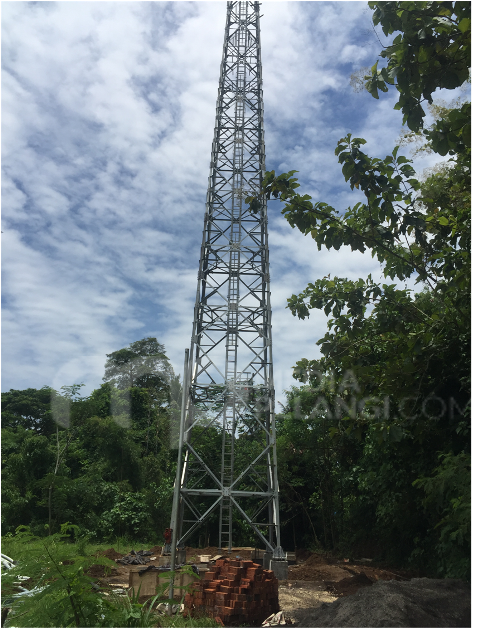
1,2,445,405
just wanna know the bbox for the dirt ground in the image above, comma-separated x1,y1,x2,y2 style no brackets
291,578,471,627
287,551,411,597
90,546,415,614
90,547,470,626
278,581,338,614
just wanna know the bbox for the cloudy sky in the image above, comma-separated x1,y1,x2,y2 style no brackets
2,1,449,405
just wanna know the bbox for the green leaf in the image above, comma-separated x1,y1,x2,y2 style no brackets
458,17,471,33
462,124,471,147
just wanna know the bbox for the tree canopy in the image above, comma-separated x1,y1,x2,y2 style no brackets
248,0,470,578
103,337,172,391
2,339,179,541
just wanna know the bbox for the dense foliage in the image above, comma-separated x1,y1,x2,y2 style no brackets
249,0,470,578
1,528,209,628
2,338,180,542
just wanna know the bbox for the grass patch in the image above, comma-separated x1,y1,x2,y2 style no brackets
1,531,215,628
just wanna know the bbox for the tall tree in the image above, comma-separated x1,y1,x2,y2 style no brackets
247,0,470,425
249,0,470,577
103,337,172,390
1,387,57,436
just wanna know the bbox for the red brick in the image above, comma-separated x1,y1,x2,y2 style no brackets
215,592,229,604
234,593,247,602
240,560,254,568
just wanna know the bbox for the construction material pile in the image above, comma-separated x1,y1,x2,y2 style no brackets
116,550,153,565
184,558,279,626
291,578,470,627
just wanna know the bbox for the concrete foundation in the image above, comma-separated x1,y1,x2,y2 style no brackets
158,555,170,566
263,551,272,569
177,548,187,564
270,559,288,581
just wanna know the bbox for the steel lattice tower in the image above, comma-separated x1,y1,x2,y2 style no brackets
170,0,284,560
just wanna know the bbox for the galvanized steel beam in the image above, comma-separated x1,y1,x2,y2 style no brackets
170,0,283,559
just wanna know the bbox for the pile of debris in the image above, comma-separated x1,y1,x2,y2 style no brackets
292,578,471,627
1,554,15,570
184,558,279,626
116,550,154,566
325,571,374,597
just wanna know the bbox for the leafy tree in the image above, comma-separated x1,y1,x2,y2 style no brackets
1,338,183,540
247,0,470,437
363,1,470,133
1,387,57,435
249,0,470,576
1,430,55,534
103,337,172,391
413,452,470,578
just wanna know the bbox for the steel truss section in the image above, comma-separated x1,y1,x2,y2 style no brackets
170,0,283,558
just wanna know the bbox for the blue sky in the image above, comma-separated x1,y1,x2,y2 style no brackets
2,1,451,406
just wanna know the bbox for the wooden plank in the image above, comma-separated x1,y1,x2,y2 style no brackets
128,570,158,597
129,569,197,599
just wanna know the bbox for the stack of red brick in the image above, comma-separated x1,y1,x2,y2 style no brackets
184,558,280,626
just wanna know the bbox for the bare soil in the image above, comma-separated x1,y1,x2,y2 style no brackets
149,545,164,555
87,563,120,578
93,546,410,602
291,578,471,627
287,551,410,597
82,548,470,627
278,581,337,614
96,547,124,560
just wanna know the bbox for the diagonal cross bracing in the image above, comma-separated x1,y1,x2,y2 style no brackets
170,1,283,558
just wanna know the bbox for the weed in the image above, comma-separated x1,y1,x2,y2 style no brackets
1,528,213,628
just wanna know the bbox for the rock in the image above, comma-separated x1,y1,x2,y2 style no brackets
293,578,470,627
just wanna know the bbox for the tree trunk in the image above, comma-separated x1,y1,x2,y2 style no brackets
47,425,73,535
48,485,53,535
